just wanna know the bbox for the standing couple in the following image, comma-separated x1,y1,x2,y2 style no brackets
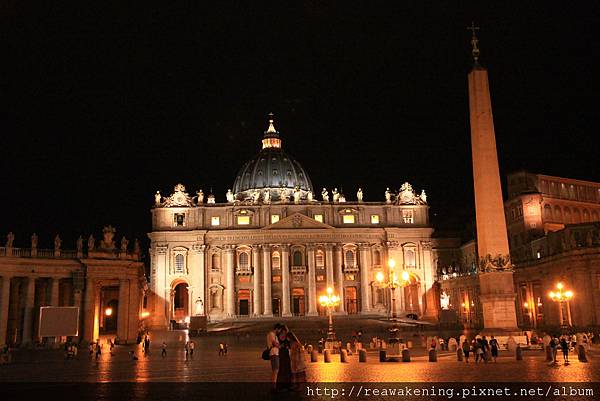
266,323,306,392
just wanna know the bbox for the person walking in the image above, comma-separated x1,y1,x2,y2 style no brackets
161,341,167,358
266,324,281,391
288,331,306,390
95,341,102,360
109,339,115,356
223,343,228,355
462,340,471,363
550,336,559,364
184,341,189,361
474,339,483,364
218,342,225,356
88,342,94,359
189,340,195,359
481,336,490,363
489,336,499,363
144,336,150,356
560,337,570,364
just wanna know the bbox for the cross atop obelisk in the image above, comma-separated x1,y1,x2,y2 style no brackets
467,21,481,63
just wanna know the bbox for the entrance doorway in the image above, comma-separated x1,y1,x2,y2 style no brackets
173,283,189,322
103,299,119,332
345,287,358,314
292,288,305,316
238,289,250,316
272,298,281,317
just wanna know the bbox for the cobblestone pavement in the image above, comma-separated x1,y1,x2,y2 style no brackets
0,337,598,382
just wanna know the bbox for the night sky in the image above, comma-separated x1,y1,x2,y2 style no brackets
1,3,599,252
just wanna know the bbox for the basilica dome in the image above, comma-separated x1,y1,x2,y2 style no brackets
233,115,314,201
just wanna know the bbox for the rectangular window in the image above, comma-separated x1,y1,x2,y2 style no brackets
316,275,325,282
272,275,281,283
271,214,280,224
402,210,414,224
371,215,380,224
314,214,323,223
237,216,250,225
211,216,220,226
174,213,185,226
345,274,356,281
343,215,355,224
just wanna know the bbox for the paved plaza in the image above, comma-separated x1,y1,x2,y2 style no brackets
1,334,598,383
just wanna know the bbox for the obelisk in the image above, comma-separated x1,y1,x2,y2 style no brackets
467,23,519,332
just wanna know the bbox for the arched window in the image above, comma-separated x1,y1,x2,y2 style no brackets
564,207,571,224
592,210,599,222
373,250,381,266
239,252,249,269
583,209,590,222
543,204,553,221
315,250,324,268
345,250,355,267
573,208,581,224
212,253,221,271
272,251,281,269
292,250,303,266
554,205,563,222
175,254,185,274
405,249,416,267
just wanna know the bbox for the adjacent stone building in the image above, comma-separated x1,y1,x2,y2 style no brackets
0,227,146,346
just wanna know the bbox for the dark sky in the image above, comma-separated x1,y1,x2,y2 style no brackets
1,3,599,251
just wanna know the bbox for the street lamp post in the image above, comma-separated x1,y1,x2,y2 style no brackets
376,258,410,346
319,287,340,350
549,282,573,330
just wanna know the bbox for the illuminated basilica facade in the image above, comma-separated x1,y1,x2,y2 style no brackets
148,116,440,326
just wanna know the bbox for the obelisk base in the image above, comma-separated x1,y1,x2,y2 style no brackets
478,271,520,335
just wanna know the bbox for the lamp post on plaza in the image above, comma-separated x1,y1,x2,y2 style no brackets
376,258,410,345
319,287,340,350
549,282,573,330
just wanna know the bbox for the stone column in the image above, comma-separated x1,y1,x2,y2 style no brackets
72,290,83,342
50,278,60,306
117,279,130,342
421,241,437,319
252,246,262,316
21,277,36,345
82,279,96,343
306,245,318,316
223,245,236,317
334,245,345,313
191,244,206,315
262,245,273,316
359,244,372,313
325,244,334,288
0,276,12,346
281,245,292,317
152,244,169,329
127,279,140,342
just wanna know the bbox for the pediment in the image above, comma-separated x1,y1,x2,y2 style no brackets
263,212,334,230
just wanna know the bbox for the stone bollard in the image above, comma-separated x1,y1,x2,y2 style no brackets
516,345,523,360
324,349,331,363
311,350,319,363
577,345,588,362
429,349,437,362
307,345,313,354
402,348,411,362
340,349,348,363
545,346,553,362
379,350,387,362
359,349,367,362
457,348,463,361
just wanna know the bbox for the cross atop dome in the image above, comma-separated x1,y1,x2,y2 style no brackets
262,112,282,149
467,21,481,65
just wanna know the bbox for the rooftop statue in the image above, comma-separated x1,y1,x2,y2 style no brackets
293,186,301,204
357,188,363,202
88,235,95,250
385,188,392,203
263,189,271,204
226,189,235,203
163,184,195,207
321,188,329,202
54,234,62,251
332,188,340,203
154,191,162,206
31,233,38,249
77,235,83,252
120,236,129,253
100,225,116,249
6,232,14,248
196,189,204,204
307,191,313,202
